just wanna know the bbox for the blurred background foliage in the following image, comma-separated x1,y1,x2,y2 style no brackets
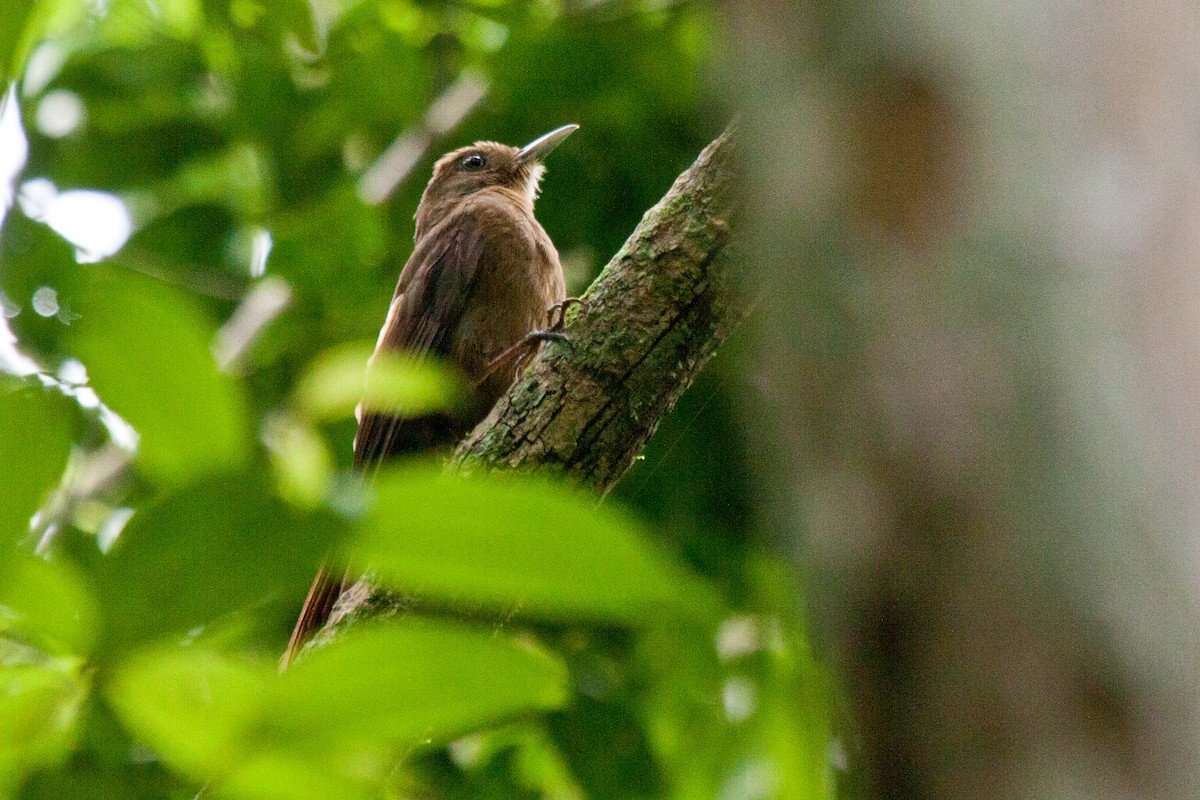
0,1,841,799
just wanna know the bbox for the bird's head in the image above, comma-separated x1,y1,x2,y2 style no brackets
415,124,578,237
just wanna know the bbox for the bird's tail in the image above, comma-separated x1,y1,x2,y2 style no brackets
282,565,347,669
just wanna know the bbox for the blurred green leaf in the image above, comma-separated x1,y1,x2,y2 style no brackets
294,342,467,422
351,468,722,625
98,0,203,47
222,750,374,800
0,206,85,366
0,661,87,795
262,413,334,506
161,144,271,218
753,586,841,800
16,759,188,800
0,553,96,656
107,623,566,798
410,724,580,800
635,562,844,800
277,622,568,749
105,646,271,780
0,0,92,84
18,692,194,800
547,695,665,799
92,473,344,651
70,267,249,484
264,0,322,57
0,0,37,83
0,379,75,546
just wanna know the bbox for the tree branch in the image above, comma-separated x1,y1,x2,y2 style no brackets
322,125,740,633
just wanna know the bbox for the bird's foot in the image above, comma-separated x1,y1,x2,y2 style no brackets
478,300,583,385
521,328,572,352
479,328,572,385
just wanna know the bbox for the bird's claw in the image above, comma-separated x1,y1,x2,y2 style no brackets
525,328,573,352
480,323,575,385
546,297,584,331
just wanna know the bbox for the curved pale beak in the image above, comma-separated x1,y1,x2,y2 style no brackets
516,124,579,164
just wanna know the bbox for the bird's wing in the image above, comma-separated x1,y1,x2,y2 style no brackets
352,213,489,467
285,214,491,668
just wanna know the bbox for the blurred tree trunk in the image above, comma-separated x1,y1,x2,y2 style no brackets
724,1,1200,799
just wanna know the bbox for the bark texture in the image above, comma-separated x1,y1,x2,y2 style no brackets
319,126,740,635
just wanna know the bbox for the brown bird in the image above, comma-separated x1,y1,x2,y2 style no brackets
284,124,578,665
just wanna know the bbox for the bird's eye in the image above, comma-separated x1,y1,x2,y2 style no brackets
461,153,487,170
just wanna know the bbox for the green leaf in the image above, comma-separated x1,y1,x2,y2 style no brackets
294,342,467,422
0,378,75,546
106,624,567,799
276,622,568,749
264,0,322,57
106,646,271,779
0,553,97,656
0,0,36,83
350,468,722,625
758,614,841,799
0,661,87,795
98,0,202,46
262,414,334,507
546,695,665,799
0,0,90,84
15,759,189,800
92,473,344,651
222,750,374,800
226,0,323,57
17,695,192,800
70,267,249,484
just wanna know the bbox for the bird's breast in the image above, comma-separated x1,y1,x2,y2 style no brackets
453,207,565,401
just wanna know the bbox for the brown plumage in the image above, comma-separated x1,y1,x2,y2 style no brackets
284,125,578,666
